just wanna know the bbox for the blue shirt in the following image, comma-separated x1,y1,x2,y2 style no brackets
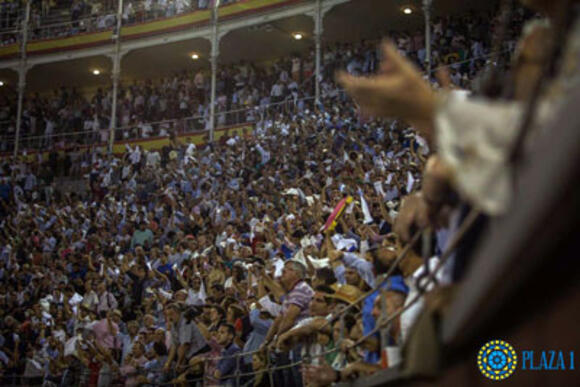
243,309,272,364
217,342,241,384
280,244,295,259
362,275,408,364
156,263,174,277
342,252,375,288
0,182,11,201
70,268,87,281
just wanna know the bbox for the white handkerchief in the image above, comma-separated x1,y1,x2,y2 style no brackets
374,181,386,197
407,171,415,193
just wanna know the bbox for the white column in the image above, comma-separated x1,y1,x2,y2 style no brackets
108,0,124,153
209,1,221,143
13,0,31,157
108,52,123,152
314,0,323,104
423,0,432,76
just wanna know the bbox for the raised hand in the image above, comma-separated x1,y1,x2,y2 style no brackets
337,41,436,137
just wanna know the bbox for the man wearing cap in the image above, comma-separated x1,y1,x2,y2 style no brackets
331,284,363,312
329,244,409,363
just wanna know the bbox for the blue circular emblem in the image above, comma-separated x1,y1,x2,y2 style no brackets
477,340,517,381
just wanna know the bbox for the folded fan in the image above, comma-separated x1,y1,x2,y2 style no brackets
321,196,353,232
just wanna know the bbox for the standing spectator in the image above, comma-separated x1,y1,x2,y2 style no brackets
164,303,208,375
215,323,241,385
131,222,154,249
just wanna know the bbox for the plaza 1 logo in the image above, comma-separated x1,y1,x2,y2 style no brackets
477,340,576,381
478,340,518,381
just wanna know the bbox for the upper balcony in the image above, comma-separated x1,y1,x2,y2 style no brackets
0,0,321,65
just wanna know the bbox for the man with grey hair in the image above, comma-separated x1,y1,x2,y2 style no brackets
262,260,313,347
261,260,313,387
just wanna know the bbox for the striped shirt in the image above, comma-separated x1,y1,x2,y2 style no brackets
282,281,314,324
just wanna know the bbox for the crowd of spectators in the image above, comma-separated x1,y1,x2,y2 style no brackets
0,7,527,154
1,0,572,386
0,88,432,385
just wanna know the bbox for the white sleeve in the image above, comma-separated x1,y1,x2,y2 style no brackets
435,92,524,215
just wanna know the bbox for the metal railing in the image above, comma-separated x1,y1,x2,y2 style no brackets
0,94,321,153
28,14,117,41
0,8,24,32
0,29,19,45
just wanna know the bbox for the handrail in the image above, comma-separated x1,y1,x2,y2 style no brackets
0,95,318,145
33,14,113,32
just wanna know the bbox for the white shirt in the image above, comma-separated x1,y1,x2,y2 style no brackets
186,286,206,306
129,149,141,165
122,165,132,179
146,152,161,167
45,120,54,135
270,83,283,97
291,58,301,73
141,123,153,138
